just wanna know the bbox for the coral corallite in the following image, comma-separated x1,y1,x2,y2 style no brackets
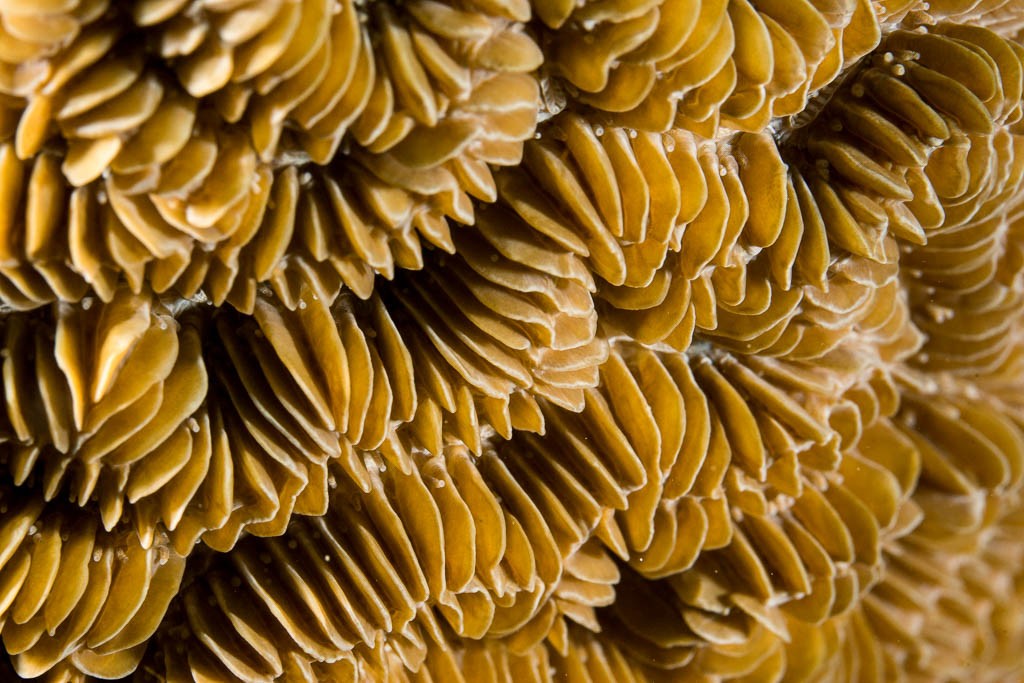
0,0,1021,681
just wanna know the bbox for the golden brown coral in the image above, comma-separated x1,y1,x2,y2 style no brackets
536,0,883,135
0,486,186,680
0,1,1019,682
777,377,1024,682
0,0,544,314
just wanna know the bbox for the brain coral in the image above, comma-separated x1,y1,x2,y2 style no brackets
0,0,1020,681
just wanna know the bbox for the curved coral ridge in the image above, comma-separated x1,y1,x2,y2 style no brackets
0,0,1019,681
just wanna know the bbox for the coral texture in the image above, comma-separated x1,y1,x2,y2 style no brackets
0,0,1020,681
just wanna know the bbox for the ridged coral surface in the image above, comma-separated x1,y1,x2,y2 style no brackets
0,0,1021,681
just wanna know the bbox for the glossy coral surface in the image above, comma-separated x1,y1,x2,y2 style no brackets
0,1,1021,681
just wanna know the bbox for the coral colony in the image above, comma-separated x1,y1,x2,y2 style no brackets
0,1,1020,682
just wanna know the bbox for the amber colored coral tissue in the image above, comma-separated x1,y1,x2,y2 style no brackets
0,0,1021,681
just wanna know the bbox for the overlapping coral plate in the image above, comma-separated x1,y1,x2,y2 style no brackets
0,0,1021,681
